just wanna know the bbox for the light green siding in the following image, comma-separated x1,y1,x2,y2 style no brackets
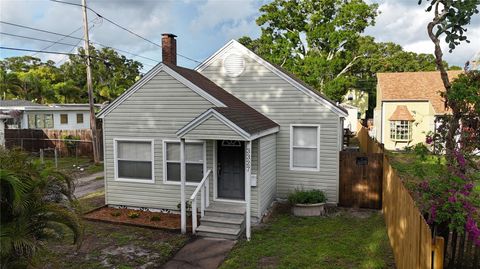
182,115,245,140
258,133,277,218
200,49,341,204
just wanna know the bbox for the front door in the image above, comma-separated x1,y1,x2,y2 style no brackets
217,140,245,200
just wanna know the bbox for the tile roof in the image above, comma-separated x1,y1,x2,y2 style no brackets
377,71,463,114
165,63,279,134
0,100,42,107
388,105,415,121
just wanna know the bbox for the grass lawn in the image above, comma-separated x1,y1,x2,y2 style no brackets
36,191,190,269
41,156,104,178
220,207,395,269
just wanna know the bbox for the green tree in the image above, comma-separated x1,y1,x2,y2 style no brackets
61,46,143,103
0,148,82,268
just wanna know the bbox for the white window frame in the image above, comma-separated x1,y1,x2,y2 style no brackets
290,124,321,171
390,120,412,141
162,139,207,186
113,138,155,183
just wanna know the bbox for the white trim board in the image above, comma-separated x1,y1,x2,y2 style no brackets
97,63,226,118
113,138,155,184
176,108,280,141
195,40,348,118
289,124,321,172
162,139,207,186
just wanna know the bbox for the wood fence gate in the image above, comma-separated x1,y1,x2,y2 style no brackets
339,151,383,209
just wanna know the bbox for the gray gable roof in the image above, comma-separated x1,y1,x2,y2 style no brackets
0,100,42,107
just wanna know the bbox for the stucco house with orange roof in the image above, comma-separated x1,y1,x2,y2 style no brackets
373,70,462,150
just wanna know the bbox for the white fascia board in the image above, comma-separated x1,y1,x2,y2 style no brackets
176,108,250,140
97,63,226,119
249,126,280,140
195,40,348,118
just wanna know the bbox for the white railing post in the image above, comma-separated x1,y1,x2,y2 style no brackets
192,197,197,234
245,140,252,241
201,183,205,217
180,138,186,234
206,173,210,207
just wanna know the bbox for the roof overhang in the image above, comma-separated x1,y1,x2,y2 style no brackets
176,108,279,141
195,40,348,118
96,63,226,119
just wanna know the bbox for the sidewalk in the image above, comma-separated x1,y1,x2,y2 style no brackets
74,171,104,198
162,238,236,269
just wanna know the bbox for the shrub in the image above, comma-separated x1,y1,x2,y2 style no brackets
110,210,121,217
288,189,327,204
150,215,161,221
127,211,140,219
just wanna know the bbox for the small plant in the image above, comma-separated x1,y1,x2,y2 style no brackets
177,201,192,216
288,189,327,204
150,215,161,221
110,210,121,217
127,211,140,219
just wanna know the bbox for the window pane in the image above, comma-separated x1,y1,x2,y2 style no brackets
167,162,180,181
77,113,84,124
293,148,317,168
186,163,203,182
118,160,152,179
28,114,35,128
45,114,53,128
166,142,180,161
36,115,45,128
117,141,151,161
293,127,317,147
186,143,203,162
60,114,68,124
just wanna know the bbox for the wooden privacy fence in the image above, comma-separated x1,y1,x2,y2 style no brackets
443,230,480,268
4,129,101,157
354,125,445,269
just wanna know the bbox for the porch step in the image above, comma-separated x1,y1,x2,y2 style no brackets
200,215,245,229
196,202,246,239
195,225,241,240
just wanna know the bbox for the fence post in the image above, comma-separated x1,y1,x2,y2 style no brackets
54,148,58,168
40,149,44,163
433,236,444,269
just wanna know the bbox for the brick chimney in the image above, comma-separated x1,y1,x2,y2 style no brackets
162,33,177,65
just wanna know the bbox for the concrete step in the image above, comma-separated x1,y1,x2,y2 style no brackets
204,202,245,218
200,215,245,229
196,225,241,240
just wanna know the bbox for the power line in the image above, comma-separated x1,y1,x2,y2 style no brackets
0,32,79,47
0,46,77,56
49,0,202,64
0,20,161,64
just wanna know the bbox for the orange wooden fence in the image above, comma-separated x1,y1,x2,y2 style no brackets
356,125,444,269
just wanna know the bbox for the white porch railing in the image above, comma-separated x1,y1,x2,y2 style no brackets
189,169,211,234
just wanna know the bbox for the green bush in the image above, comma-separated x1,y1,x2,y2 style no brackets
288,189,327,204
110,210,121,217
127,212,140,219
150,215,161,221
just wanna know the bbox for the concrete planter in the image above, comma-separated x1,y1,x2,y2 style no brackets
292,203,326,217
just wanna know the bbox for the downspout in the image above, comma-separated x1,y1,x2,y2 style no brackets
245,140,252,241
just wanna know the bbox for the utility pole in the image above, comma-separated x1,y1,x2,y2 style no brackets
82,0,100,164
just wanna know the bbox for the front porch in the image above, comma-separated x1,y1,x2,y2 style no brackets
175,108,279,240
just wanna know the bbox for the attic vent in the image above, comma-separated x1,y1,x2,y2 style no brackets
223,53,245,77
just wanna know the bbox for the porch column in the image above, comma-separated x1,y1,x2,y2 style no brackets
180,138,186,234
245,140,251,241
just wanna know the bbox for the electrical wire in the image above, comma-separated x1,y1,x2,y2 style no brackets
49,0,202,63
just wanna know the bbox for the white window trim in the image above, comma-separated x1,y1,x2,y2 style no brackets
289,124,321,172
113,138,155,184
389,120,412,142
162,139,207,186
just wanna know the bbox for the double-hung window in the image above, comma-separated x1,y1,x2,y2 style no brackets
114,139,154,183
28,114,53,129
164,141,205,184
290,125,320,171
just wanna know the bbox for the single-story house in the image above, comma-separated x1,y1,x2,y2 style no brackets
0,100,99,130
340,103,359,133
97,34,348,239
373,71,462,150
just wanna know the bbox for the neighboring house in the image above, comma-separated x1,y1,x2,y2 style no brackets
0,100,98,130
97,34,348,239
341,89,368,120
373,71,462,150
340,103,359,133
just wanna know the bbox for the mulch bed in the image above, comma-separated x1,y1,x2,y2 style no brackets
84,206,197,231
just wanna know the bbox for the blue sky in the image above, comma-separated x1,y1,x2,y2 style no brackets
0,0,479,71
